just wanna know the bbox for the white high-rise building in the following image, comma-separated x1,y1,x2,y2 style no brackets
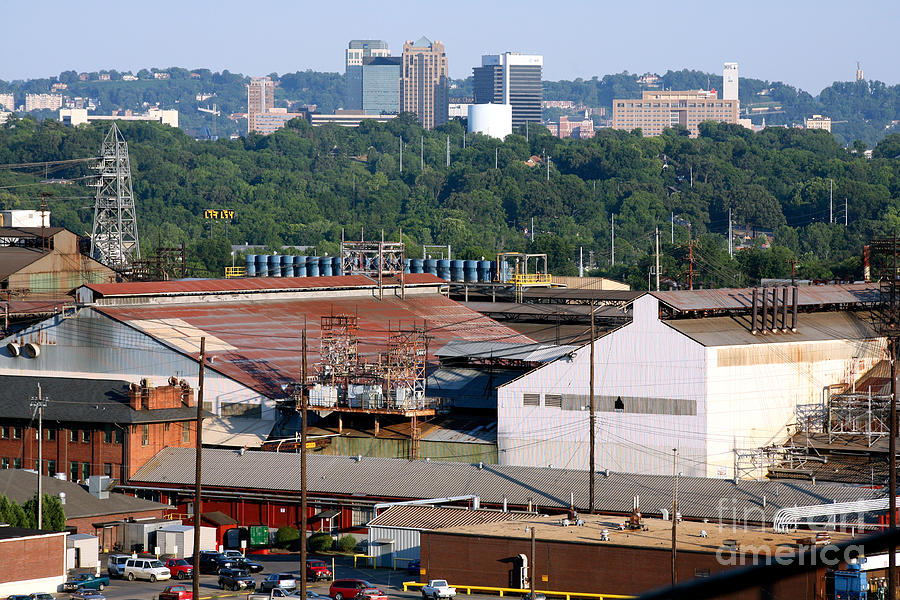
723,62,739,100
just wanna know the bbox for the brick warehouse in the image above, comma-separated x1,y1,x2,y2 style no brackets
0,527,67,596
0,376,200,481
419,514,828,600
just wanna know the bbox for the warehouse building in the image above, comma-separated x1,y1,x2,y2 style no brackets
0,275,532,452
0,527,67,596
497,284,883,478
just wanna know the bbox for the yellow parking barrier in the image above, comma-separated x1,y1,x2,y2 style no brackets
401,581,634,600
353,553,376,568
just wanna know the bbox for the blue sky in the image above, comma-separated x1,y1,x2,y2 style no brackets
3,0,898,94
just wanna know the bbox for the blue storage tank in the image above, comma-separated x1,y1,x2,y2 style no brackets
424,259,437,276
306,256,320,277
255,255,268,277
404,259,411,274
280,255,294,277
463,260,478,283
246,255,257,277
409,259,423,274
477,260,492,283
450,259,464,282
268,255,281,277
437,259,451,281
490,260,499,282
293,255,306,277
320,257,333,276
332,256,342,276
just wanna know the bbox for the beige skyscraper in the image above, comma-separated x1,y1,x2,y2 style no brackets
401,37,449,130
247,77,275,134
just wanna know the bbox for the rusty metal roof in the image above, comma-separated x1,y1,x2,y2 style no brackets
95,291,532,397
80,273,445,298
652,284,880,313
367,504,533,530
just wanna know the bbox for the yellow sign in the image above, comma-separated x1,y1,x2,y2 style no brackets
204,209,235,220
541,575,548,582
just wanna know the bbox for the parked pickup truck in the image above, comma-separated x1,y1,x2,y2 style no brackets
63,574,110,592
421,580,456,600
158,585,193,600
249,587,293,600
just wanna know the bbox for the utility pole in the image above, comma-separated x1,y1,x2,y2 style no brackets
845,198,848,226
399,137,402,174
589,302,596,513
420,135,424,171
671,212,674,244
728,208,733,258
655,227,660,291
446,136,450,167
495,147,498,170
671,448,678,587
191,337,206,600
30,384,47,528
611,214,615,265
830,179,834,224
891,336,897,600
546,155,551,182
531,217,535,242
300,329,308,600
526,122,529,142
529,525,536,599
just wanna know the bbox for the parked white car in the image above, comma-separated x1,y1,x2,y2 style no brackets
422,580,456,600
124,557,172,582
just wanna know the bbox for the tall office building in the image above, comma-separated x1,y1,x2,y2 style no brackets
345,40,391,110
362,57,402,115
247,76,274,133
401,37,449,130
723,62,739,101
473,53,543,128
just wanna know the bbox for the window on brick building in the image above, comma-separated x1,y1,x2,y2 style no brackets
12,426,22,439
81,462,90,480
104,425,113,444
82,429,90,443
12,458,21,469
70,429,78,442
103,463,112,477
182,422,190,444
47,460,56,476
46,428,56,441
114,428,123,444
70,462,78,482
1,426,8,439
1,458,8,469
141,424,149,446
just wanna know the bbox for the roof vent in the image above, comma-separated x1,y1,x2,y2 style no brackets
477,462,484,470
355,455,362,462
22,342,40,358
58,492,66,505
6,342,20,357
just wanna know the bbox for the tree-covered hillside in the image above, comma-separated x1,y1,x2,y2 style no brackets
1,114,899,288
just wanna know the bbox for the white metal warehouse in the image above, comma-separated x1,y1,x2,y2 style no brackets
497,284,884,478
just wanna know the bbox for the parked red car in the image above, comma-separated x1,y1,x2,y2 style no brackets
329,580,374,600
306,558,332,582
165,558,194,580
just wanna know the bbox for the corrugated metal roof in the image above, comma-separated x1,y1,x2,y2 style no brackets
80,274,445,298
368,505,533,530
96,293,532,398
665,310,880,347
652,284,880,312
203,416,275,448
434,341,577,362
129,447,882,523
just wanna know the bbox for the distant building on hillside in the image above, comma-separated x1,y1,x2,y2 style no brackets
473,52,543,128
246,76,303,134
24,93,63,112
60,107,179,128
805,114,832,133
548,115,594,139
361,56,402,115
612,89,739,137
0,93,13,111
308,110,396,127
401,37,449,130
723,62,739,100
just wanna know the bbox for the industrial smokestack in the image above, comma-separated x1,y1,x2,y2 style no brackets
760,287,768,334
751,288,759,334
770,287,778,333
781,287,789,332
791,286,798,332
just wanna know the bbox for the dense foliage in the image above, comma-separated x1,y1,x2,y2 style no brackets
1,114,899,289
0,493,66,530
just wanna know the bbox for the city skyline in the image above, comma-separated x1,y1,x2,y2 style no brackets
3,0,899,94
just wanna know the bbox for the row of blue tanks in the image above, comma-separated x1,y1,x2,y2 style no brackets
245,254,499,283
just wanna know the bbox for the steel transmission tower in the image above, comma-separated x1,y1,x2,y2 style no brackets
90,123,140,268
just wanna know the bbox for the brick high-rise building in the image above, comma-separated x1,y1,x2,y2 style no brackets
247,76,275,134
401,37,449,130
473,52,543,128
612,89,739,137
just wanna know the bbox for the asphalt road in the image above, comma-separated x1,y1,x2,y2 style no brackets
64,554,496,600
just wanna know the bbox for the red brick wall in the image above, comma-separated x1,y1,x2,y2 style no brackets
0,422,125,480
0,533,66,584
420,532,820,600
126,420,195,479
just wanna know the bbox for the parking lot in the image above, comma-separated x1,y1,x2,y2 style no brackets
65,554,496,600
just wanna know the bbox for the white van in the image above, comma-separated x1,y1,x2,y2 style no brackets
124,558,172,582
107,554,131,578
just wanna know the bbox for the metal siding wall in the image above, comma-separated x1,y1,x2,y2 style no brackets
318,438,498,464
497,295,708,476
0,309,275,419
368,526,421,562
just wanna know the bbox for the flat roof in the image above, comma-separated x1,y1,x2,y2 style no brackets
432,514,850,555
369,504,533,530
652,284,879,313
